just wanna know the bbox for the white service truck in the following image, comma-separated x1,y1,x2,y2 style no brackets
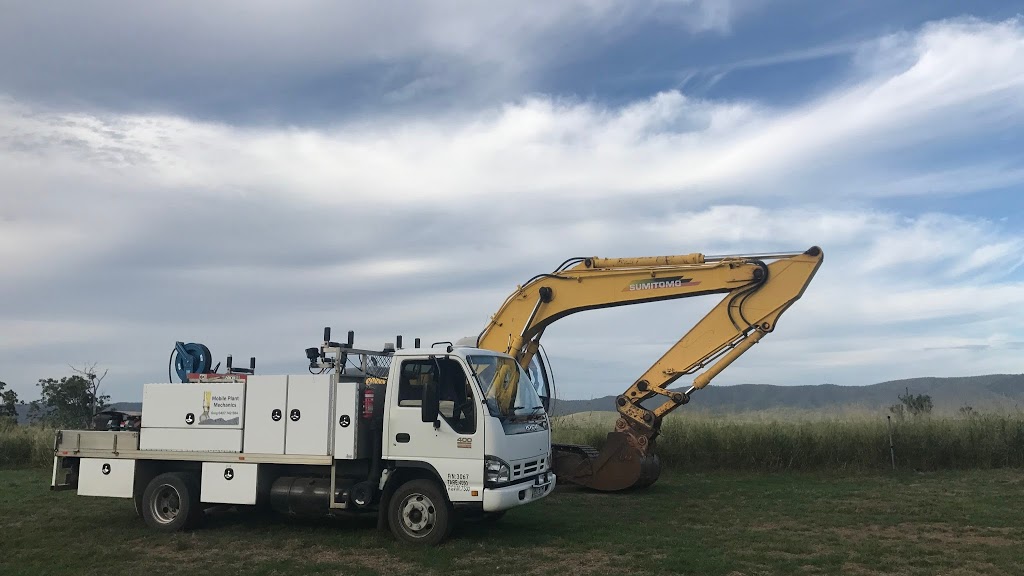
50,329,555,545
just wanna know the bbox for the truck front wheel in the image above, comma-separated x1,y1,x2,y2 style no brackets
388,479,452,545
141,472,201,532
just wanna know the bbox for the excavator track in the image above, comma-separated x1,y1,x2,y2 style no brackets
551,434,661,492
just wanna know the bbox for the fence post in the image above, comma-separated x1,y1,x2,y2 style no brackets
886,415,896,471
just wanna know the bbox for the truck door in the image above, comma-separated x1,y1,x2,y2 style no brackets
383,356,484,503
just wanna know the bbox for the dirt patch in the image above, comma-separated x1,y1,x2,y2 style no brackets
140,538,425,575
145,537,293,564
307,546,425,575
839,561,911,576
760,548,826,562
834,523,1019,547
455,546,630,576
841,559,1015,576
748,520,807,532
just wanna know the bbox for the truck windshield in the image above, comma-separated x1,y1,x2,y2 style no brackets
466,355,545,422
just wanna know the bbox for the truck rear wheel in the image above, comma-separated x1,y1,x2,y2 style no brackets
141,472,201,532
388,479,452,545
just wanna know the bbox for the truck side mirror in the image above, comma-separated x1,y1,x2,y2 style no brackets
421,380,439,424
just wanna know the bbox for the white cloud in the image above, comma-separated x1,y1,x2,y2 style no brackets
523,205,1024,397
4,18,1024,215
0,0,741,115
2,17,1024,400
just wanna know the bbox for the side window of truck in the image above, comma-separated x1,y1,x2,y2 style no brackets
437,359,475,435
397,359,476,434
398,360,431,407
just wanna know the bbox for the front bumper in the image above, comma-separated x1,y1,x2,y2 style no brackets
482,473,556,512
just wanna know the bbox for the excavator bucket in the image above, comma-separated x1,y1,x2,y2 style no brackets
551,432,661,491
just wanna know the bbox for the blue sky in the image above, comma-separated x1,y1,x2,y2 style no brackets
2,1,1023,402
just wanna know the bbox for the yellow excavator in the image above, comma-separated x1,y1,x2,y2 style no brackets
474,247,823,491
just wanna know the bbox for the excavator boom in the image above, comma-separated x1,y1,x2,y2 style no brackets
476,246,823,491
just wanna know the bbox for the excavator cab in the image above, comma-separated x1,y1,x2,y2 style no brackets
525,347,555,412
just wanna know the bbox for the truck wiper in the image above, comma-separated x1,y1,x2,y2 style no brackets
509,406,544,422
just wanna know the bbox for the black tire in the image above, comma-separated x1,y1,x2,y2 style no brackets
141,472,202,532
387,479,452,545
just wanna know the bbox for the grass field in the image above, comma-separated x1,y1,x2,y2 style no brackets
6,410,1024,472
0,424,52,468
3,467,1024,576
554,411,1024,472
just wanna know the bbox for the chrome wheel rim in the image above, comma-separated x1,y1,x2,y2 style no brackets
150,485,181,524
399,492,436,537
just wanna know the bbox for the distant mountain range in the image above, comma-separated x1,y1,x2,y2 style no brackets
548,374,1024,416
12,374,1024,424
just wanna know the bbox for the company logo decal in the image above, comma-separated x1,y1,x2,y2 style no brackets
457,437,472,449
198,389,242,425
625,276,700,292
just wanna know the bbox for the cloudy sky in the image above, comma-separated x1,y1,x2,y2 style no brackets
2,1,1023,403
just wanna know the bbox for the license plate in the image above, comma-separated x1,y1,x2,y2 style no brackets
531,485,545,498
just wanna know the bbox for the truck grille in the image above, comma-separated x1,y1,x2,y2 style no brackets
512,457,546,479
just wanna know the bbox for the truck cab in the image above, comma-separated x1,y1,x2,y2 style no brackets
51,334,554,545
383,348,554,525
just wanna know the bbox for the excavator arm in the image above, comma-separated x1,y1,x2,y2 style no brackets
476,247,823,491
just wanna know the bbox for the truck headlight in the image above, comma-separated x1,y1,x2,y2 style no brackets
484,456,511,485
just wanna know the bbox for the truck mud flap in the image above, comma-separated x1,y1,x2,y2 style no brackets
51,456,79,491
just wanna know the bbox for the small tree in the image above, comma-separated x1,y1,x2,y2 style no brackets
0,380,19,422
70,363,108,421
889,387,932,420
30,367,110,428
888,402,905,421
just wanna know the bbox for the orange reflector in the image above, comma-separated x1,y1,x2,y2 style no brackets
239,456,245,460
471,490,479,497
61,451,68,455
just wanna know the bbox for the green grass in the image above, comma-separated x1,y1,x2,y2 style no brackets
6,410,1024,473
0,424,52,468
554,411,1024,472
7,411,1024,473
3,466,1024,575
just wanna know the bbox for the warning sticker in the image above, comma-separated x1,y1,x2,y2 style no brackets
446,473,470,491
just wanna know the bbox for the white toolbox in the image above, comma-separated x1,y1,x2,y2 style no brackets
284,374,332,455
78,458,135,498
333,382,359,459
243,375,288,454
201,462,258,505
142,382,245,429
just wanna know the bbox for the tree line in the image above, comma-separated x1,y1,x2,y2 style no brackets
0,363,110,428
